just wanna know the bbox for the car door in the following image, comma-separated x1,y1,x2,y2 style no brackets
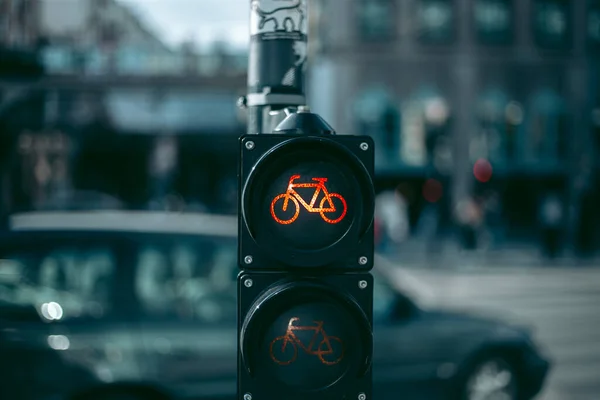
372,287,447,400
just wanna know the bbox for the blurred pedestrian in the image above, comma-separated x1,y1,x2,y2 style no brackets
416,202,441,259
456,197,483,250
539,192,563,259
576,188,597,257
375,190,409,255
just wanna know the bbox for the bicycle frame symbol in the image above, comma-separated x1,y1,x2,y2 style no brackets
269,317,345,366
270,174,348,225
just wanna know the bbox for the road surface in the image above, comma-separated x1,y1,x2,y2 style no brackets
391,267,600,400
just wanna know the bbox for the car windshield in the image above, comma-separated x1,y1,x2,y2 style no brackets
0,233,238,325
0,233,397,325
132,234,238,324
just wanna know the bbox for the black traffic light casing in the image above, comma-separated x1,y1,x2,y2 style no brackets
238,272,373,400
238,134,375,271
237,124,375,400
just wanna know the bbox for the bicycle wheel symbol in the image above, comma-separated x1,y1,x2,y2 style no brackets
271,194,300,225
318,336,344,366
319,193,348,224
270,336,298,366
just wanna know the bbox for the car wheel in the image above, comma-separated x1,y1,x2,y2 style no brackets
462,357,518,400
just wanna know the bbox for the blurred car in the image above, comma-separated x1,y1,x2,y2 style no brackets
36,190,125,211
0,211,550,400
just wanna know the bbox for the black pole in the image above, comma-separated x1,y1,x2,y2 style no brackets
245,0,308,134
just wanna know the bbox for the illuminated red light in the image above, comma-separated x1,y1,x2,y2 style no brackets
474,159,493,183
423,179,443,203
270,175,348,225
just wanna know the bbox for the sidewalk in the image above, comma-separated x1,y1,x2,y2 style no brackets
381,237,600,270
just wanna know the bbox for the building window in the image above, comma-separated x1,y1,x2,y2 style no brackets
401,86,452,169
588,0,600,48
417,0,456,44
358,0,396,40
354,87,400,161
533,0,571,49
474,0,513,45
528,89,568,163
473,88,524,164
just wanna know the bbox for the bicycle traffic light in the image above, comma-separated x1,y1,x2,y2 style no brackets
237,110,376,400
238,127,375,270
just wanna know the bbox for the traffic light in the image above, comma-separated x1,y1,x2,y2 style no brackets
237,109,375,400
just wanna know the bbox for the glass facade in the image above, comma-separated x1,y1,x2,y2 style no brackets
474,0,513,45
354,85,452,171
401,87,451,168
354,87,399,162
475,88,523,164
533,0,571,49
358,0,397,40
528,89,567,163
417,0,456,44
589,0,600,48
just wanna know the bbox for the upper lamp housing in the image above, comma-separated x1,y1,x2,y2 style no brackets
238,134,375,271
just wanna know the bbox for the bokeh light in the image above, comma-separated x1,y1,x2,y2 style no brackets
47,335,70,351
473,159,493,183
423,179,443,203
40,301,64,321
505,101,524,125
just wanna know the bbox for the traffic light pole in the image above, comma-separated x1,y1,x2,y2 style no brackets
243,0,308,135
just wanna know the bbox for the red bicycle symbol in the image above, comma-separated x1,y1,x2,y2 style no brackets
270,174,348,225
269,317,345,366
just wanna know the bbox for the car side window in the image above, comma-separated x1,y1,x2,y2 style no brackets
134,237,237,325
0,245,116,322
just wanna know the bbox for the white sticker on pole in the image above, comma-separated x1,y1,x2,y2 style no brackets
250,0,307,37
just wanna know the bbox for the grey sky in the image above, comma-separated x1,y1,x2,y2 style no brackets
120,0,250,50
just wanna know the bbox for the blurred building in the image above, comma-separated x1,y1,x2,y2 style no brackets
0,0,44,76
37,0,247,77
0,0,40,48
39,0,174,74
309,0,600,255
1,0,247,221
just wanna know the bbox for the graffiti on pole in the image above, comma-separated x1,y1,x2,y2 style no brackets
249,0,308,89
250,0,307,38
